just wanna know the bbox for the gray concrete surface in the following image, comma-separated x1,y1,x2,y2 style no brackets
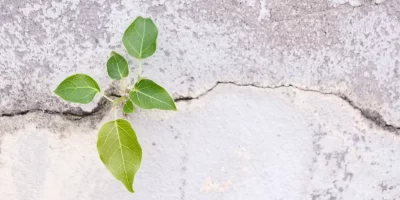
1,0,400,199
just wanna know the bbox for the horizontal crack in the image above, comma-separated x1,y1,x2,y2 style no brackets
0,92,119,120
1,82,399,134
0,96,111,121
177,81,400,134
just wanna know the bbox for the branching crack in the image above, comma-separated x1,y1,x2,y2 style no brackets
1,82,399,134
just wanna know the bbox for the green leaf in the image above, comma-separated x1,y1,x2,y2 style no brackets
97,119,142,193
123,100,135,114
54,74,100,104
122,16,158,59
129,79,176,110
107,51,129,80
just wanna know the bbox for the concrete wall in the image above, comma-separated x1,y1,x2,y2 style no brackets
1,0,400,199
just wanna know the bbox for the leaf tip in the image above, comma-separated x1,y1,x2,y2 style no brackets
123,182,135,193
53,91,59,98
170,101,177,111
53,87,62,97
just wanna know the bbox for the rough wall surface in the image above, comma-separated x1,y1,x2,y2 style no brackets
1,0,400,199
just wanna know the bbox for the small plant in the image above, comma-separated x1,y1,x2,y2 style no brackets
53,16,176,192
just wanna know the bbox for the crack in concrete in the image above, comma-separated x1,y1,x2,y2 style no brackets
0,96,111,120
1,82,399,134
0,91,122,120
177,82,400,134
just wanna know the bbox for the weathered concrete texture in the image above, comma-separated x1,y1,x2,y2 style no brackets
1,85,400,199
1,0,400,126
2,0,400,199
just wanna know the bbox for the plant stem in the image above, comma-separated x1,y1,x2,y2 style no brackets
114,96,126,107
138,59,142,79
102,94,114,103
121,78,128,92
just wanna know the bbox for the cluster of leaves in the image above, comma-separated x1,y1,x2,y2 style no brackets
54,17,176,192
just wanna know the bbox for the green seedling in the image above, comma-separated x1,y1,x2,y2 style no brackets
54,16,176,192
